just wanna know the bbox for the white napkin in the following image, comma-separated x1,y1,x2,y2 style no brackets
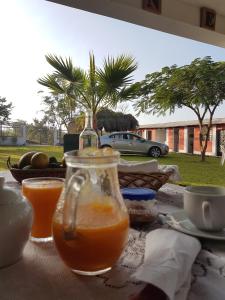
158,165,182,182
118,158,159,173
189,249,225,300
132,229,201,300
118,159,182,182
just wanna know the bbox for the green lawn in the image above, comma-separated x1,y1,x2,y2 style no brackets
122,153,225,187
0,145,64,170
1,146,225,186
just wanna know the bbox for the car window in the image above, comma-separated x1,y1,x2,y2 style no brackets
110,134,122,140
123,134,129,140
127,134,134,140
132,135,142,141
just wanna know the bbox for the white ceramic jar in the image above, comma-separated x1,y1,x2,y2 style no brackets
0,177,33,268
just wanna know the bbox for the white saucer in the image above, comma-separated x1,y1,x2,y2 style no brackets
166,210,225,240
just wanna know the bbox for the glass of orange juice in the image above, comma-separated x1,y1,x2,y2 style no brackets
22,177,64,242
52,148,129,275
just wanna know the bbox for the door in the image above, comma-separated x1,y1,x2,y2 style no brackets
173,128,179,152
124,133,147,154
188,127,194,154
147,130,152,140
110,133,128,152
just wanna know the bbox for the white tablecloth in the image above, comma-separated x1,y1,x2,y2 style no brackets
1,176,225,300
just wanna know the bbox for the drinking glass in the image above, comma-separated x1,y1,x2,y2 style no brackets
22,177,64,242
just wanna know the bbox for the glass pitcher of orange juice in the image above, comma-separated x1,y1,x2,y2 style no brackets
52,148,129,276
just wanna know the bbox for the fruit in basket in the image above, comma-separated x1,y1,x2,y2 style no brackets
61,156,66,168
48,157,62,168
9,152,66,171
31,152,49,169
48,162,61,168
12,163,19,169
49,156,58,164
18,151,37,169
23,165,33,170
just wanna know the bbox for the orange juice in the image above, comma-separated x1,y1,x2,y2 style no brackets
22,178,64,239
53,201,129,272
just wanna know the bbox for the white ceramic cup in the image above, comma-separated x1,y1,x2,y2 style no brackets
184,186,225,232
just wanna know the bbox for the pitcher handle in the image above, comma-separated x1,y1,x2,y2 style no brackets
202,201,212,230
63,170,88,240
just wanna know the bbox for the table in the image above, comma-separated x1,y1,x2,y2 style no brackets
1,173,225,300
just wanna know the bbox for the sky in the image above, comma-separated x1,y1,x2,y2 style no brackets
1,0,225,126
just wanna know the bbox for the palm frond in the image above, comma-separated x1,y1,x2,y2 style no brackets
97,54,137,93
39,52,137,119
89,52,96,88
37,74,65,94
45,54,86,84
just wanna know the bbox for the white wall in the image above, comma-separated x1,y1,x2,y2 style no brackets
212,125,217,156
0,136,26,146
142,129,147,139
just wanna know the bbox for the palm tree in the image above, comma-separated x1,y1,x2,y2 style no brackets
38,53,137,130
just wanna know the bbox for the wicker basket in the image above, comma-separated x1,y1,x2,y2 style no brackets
7,156,171,189
118,171,172,191
7,157,66,183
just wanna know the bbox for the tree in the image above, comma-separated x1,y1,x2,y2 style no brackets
69,113,85,133
38,53,138,133
134,57,225,161
26,118,52,145
40,92,83,137
0,97,13,122
115,103,131,114
96,108,139,133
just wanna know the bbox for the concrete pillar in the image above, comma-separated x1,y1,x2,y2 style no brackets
184,127,188,153
165,129,169,145
143,129,147,139
22,125,26,145
212,125,217,156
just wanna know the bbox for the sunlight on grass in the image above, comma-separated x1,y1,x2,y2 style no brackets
0,146,63,170
1,146,224,186
122,153,225,187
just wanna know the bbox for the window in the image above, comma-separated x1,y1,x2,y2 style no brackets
110,134,122,140
134,135,141,141
147,131,152,140
127,134,134,140
130,134,142,141
136,130,143,137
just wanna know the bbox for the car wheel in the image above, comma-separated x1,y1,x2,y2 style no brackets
148,147,161,158
100,145,112,149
